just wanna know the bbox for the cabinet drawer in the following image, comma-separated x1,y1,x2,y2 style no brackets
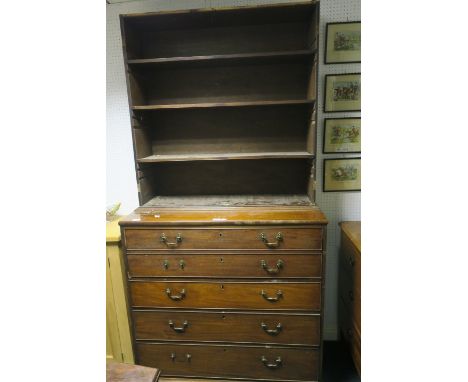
124,227,323,251
339,269,361,329
136,342,320,381
133,310,320,346
127,253,322,278
130,281,321,311
339,235,361,288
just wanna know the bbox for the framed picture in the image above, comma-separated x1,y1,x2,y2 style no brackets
323,117,361,154
323,158,361,192
325,21,361,64
324,73,361,113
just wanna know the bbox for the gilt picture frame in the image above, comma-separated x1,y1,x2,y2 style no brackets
323,158,361,192
325,21,361,64
324,73,361,113
323,117,361,154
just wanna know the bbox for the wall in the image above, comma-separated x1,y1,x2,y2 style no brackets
106,0,361,340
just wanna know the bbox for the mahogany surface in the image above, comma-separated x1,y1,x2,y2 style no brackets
119,2,325,381
106,362,160,382
338,221,361,376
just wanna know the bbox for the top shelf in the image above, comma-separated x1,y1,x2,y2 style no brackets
127,49,316,67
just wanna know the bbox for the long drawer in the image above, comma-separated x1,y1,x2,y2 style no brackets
127,253,322,278
124,227,323,251
339,267,361,329
133,310,320,346
136,342,320,381
130,281,321,310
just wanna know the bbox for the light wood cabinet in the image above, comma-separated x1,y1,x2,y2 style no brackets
106,218,134,364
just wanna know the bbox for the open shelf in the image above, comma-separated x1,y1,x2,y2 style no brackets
142,194,313,208
132,99,314,111
127,49,316,67
137,151,313,163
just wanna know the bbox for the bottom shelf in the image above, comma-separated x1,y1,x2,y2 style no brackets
142,194,313,208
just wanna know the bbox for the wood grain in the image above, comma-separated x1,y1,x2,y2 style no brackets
136,342,319,381
133,310,320,346
127,253,322,279
106,362,160,382
124,227,322,251
130,281,321,311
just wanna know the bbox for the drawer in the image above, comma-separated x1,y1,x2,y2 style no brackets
127,253,322,278
339,235,361,288
133,310,321,346
130,281,321,311
338,269,361,329
136,342,320,381
124,227,323,251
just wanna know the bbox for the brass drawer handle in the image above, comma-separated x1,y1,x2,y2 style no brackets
260,232,283,248
163,259,185,270
170,353,191,362
166,288,186,301
168,320,188,333
160,233,182,248
261,356,282,369
261,322,282,335
260,259,284,274
261,290,283,302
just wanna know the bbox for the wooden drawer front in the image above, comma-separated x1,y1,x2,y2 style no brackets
339,270,361,329
133,311,320,346
136,343,320,381
339,235,361,289
127,253,322,278
124,227,322,251
130,281,321,310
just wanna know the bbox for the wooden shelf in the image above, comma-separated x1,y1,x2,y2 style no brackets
127,49,316,66
137,151,313,163
132,99,314,111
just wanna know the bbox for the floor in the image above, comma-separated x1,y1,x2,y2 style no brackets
322,341,360,382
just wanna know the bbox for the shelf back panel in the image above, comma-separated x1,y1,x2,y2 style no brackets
122,4,316,59
138,159,310,197
130,61,311,106
136,104,310,157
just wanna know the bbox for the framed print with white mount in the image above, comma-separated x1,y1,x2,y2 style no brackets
323,157,361,192
324,73,361,113
325,21,361,64
323,117,361,154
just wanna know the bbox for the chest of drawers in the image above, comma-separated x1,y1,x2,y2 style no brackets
338,221,361,376
120,207,327,381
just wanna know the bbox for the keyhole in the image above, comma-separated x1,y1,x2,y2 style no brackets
221,284,224,290
220,257,224,263
221,315,226,319
219,232,223,237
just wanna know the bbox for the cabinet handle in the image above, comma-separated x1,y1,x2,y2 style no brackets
168,320,188,333
348,290,354,302
261,356,282,369
170,353,191,362
160,233,182,248
260,232,283,248
347,255,355,267
260,259,284,274
261,322,282,336
261,290,283,302
163,259,185,270
166,288,186,301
